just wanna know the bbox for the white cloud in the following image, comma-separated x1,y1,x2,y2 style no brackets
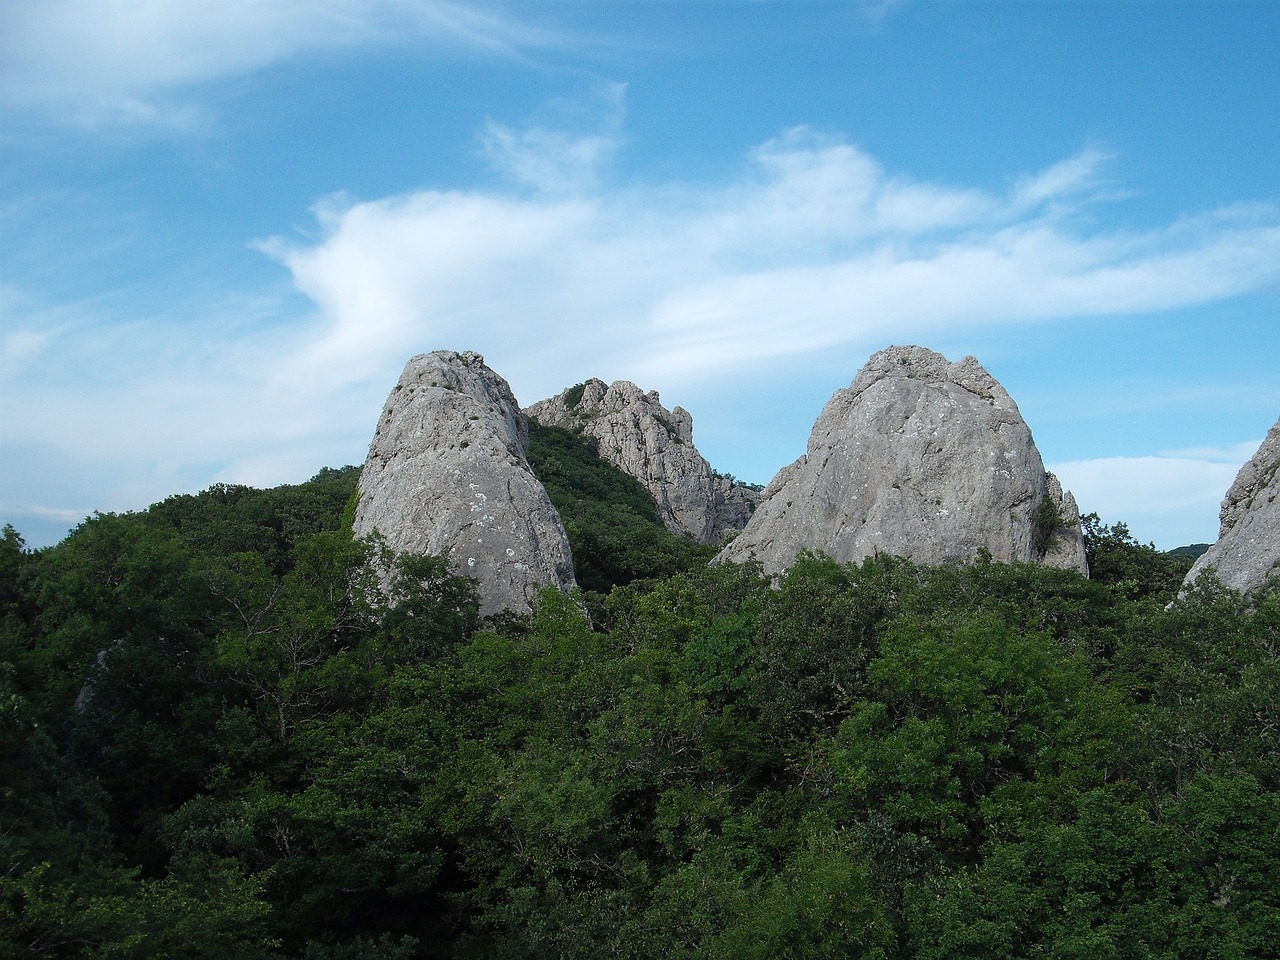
857,0,911,26
1159,440,1261,463
1012,147,1112,209
1,328,53,376
482,83,627,194
7,105,1280,548
1052,450,1256,549
259,125,1280,408
482,123,619,194
0,0,570,128
24,505,100,524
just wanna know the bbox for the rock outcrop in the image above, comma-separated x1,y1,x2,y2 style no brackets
715,345,1088,575
353,351,576,616
1182,415,1280,596
526,379,759,544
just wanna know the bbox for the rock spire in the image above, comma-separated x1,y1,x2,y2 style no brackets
353,350,576,616
526,378,759,544
1182,415,1280,596
715,345,1088,575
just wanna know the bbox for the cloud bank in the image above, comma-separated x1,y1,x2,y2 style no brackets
1052,442,1261,548
5,105,1279,548
263,123,1280,406
0,0,570,129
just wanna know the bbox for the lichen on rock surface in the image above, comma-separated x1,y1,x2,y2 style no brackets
353,350,575,616
715,345,1088,575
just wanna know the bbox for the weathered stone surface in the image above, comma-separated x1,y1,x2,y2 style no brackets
715,345,1088,575
353,350,576,616
1183,415,1280,596
526,379,759,544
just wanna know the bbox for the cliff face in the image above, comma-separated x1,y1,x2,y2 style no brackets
353,351,575,616
526,379,759,545
1183,415,1280,596
715,345,1088,575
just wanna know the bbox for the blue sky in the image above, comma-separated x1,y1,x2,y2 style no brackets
2,1,1279,550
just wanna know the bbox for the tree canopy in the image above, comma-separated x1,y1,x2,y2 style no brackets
2,469,1277,958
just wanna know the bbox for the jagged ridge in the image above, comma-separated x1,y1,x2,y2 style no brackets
526,378,759,545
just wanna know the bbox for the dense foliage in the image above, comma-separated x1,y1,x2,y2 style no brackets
526,422,715,595
1079,512,1198,600
3,467,1278,958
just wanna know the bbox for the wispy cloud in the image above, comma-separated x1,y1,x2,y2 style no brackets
261,118,1280,404
857,0,911,27
0,0,572,130
6,99,1280,547
1012,147,1113,210
1159,440,1262,463
1051,448,1255,549
1,328,55,377
481,83,627,194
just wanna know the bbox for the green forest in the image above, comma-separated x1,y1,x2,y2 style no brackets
3,427,1278,958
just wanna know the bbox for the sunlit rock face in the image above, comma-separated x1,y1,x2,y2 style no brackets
715,345,1088,576
353,350,576,616
527,378,759,545
1183,415,1280,597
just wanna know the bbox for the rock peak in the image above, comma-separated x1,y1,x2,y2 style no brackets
1182,415,1280,596
526,379,755,543
716,345,1087,575
849,345,1017,410
353,350,575,616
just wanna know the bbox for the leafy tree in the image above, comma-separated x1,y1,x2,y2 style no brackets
209,531,381,742
905,776,1280,959
0,855,274,959
9,458,1280,959
831,613,1100,852
1081,512,1194,601
0,525,37,644
147,467,360,573
373,549,479,666
526,422,713,593
745,552,913,745
1031,493,1074,557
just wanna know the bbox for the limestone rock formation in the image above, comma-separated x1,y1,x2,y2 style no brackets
715,345,1088,575
353,350,576,616
1182,415,1280,596
526,378,760,544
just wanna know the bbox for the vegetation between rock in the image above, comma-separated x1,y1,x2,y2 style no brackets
1,466,1276,958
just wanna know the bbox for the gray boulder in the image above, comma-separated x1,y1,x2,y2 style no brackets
353,350,576,616
715,345,1088,576
1182,415,1280,596
526,379,759,544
